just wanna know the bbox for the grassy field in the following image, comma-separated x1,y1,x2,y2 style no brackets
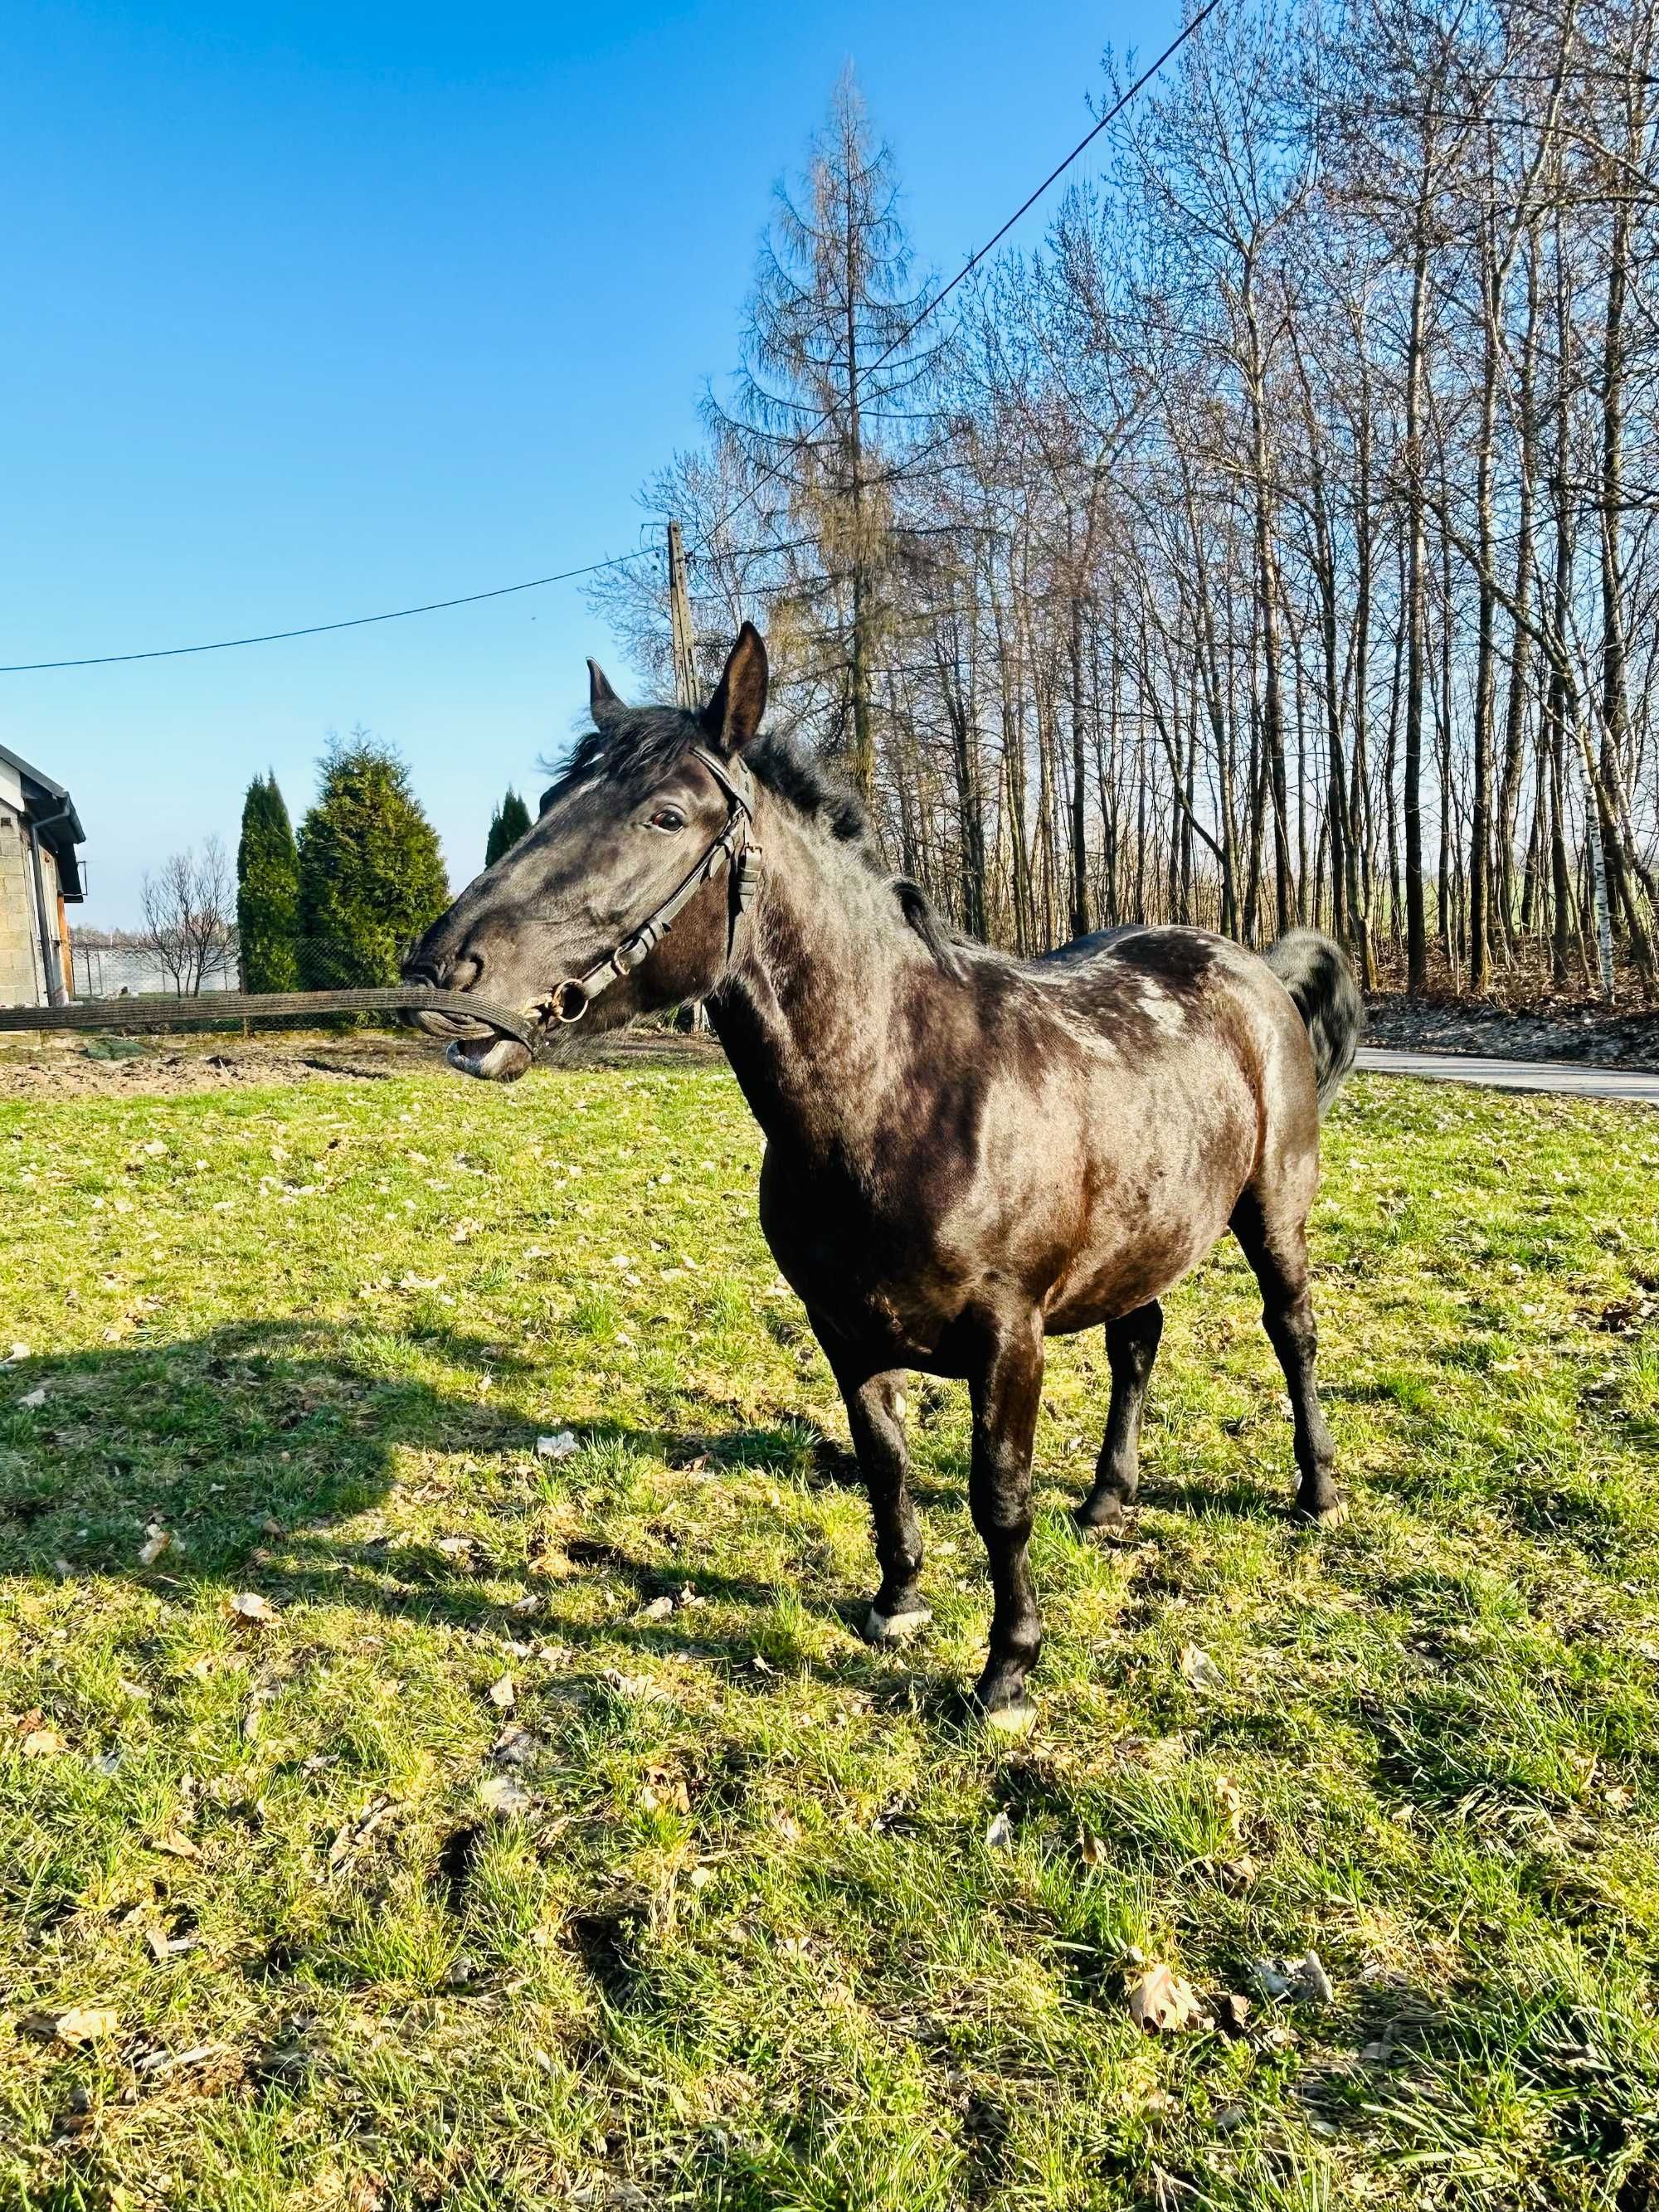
2,1051,1658,2211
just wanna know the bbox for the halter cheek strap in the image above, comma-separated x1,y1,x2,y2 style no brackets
542,746,762,1025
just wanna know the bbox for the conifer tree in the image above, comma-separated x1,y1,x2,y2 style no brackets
297,731,449,988
235,771,300,992
485,786,533,868
711,66,939,809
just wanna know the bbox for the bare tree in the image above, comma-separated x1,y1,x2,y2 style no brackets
139,838,236,994
592,11,1659,1001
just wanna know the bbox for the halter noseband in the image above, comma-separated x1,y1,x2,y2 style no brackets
541,746,762,1026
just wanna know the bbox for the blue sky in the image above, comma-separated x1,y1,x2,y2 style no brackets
0,1,1172,924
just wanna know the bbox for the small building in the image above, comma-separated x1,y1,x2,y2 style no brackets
0,741,86,1006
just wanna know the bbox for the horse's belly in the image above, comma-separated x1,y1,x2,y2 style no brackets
1042,1076,1258,1330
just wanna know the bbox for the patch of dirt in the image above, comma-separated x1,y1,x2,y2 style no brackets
0,1023,725,1098
1364,993,1659,1072
0,1031,443,1097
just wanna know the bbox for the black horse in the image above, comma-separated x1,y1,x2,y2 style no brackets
407,626,1361,1728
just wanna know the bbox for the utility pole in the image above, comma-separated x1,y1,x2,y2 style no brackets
667,520,711,1034
667,521,699,711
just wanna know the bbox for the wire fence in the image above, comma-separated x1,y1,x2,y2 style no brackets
67,936,427,1003
71,941,241,999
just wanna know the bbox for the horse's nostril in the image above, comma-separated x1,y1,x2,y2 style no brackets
404,956,450,989
449,955,482,990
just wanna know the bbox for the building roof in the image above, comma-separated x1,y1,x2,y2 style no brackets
0,738,86,900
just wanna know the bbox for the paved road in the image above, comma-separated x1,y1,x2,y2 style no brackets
1356,1045,1659,1105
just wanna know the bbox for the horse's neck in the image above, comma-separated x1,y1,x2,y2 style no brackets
709,802,935,1160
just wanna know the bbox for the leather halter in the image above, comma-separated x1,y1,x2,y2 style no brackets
541,745,762,1025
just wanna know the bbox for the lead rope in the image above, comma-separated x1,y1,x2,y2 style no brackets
0,983,544,1054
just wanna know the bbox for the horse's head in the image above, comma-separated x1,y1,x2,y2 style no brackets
404,625,769,1081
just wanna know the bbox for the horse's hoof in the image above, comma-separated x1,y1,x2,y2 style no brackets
863,1605,932,1646
1295,1496,1350,1529
981,1697,1039,1738
1074,1499,1132,1539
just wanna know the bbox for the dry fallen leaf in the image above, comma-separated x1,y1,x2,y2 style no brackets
17,1387,46,1411
327,1795,396,1871
486,1675,515,1710
1179,1644,1226,1693
1213,1990,1253,2036
138,1526,171,1567
480,1773,531,1817
153,1830,201,1861
635,1594,675,1623
536,1431,579,1461
224,1592,279,1626
985,1810,1015,1851
22,2005,120,2046
601,1668,659,1701
640,1772,692,1815
1128,1962,1208,2035
1214,1773,1246,1838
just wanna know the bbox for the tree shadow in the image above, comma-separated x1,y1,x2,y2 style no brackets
0,1319,512,1582
0,1323,961,1703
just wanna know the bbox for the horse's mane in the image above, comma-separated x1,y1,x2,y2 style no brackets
539,707,966,979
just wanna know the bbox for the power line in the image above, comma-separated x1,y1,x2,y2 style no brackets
1,1,1222,677
0,552,646,674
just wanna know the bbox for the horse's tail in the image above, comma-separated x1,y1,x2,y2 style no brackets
1264,930,1362,1117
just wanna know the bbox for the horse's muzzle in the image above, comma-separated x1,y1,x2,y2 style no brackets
444,1033,533,1082
403,998,535,1082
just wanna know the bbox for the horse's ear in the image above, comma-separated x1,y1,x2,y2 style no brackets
702,624,768,754
587,659,626,729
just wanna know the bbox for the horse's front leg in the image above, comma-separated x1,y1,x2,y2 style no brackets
966,1304,1045,1728
824,1347,930,1645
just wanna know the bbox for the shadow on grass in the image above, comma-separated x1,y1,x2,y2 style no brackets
0,1322,972,1705
1133,1465,1293,1524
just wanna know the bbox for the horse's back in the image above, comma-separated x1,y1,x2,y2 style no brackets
1031,923,1311,1095
1024,923,1325,1268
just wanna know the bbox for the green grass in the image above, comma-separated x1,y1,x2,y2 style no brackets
2,1060,1658,2210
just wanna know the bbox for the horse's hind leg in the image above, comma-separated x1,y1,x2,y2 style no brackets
1076,1300,1163,1529
826,1353,930,1645
1230,1188,1345,1524
966,1304,1045,1727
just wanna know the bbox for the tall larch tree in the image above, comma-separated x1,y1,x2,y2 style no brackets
711,66,941,814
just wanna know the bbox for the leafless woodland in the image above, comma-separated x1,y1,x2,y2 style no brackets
594,0,1659,1000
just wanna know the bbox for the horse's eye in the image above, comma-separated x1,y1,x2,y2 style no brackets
649,806,686,833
